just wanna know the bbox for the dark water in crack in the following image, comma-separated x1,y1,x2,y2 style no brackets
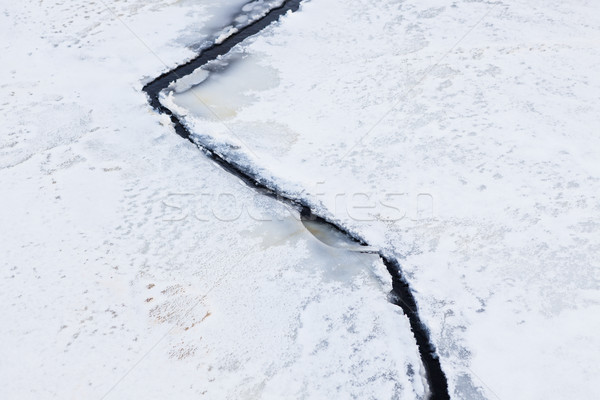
142,1,450,398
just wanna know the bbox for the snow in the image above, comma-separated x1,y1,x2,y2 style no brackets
1,1,426,399
163,0,600,398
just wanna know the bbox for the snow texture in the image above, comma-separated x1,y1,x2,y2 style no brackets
164,0,600,398
1,1,426,399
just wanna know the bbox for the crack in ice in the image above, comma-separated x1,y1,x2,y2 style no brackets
142,1,450,398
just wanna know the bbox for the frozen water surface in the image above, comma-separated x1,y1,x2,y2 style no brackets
4,0,600,398
167,53,279,120
0,0,431,398
163,0,600,398
176,0,285,50
103,194,429,399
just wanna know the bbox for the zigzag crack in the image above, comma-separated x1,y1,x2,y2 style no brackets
142,1,450,398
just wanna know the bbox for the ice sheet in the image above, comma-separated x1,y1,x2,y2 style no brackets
0,0,427,398
164,0,600,398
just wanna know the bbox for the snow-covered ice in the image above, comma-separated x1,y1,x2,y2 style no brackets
164,0,600,398
3,0,600,398
0,1,428,399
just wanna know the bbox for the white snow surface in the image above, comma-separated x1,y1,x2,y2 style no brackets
0,1,427,399
165,0,600,399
